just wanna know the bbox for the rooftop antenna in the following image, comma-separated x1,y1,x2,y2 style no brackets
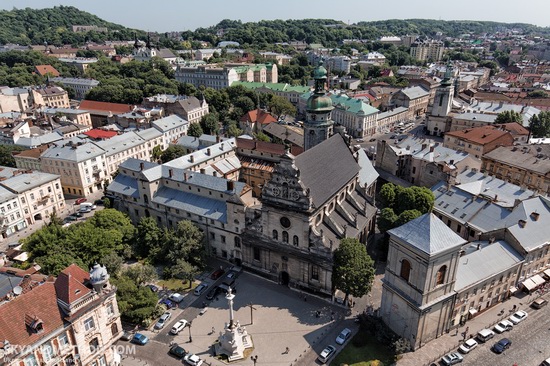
13,286,22,296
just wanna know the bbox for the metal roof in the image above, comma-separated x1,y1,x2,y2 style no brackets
356,149,378,189
152,115,188,132
506,196,550,251
107,174,139,198
152,186,227,223
1,172,59,193
388,213,467,255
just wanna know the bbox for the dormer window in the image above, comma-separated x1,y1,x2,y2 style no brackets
24,314,44,334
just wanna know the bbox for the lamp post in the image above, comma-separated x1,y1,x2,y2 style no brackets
188,321,192,343
250,355,258,365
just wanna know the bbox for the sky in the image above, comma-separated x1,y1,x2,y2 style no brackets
1,0,549,32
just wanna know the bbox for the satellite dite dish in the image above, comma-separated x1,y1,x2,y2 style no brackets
13,286,22,296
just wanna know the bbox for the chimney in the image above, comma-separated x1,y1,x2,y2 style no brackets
200,168,206,174
207,148,211,155
216,135,221,143
213,171,217,177
140,162,144,171
531,212,540,221
429,146,435,153
518,219,526,228
168,169,173,178
421,143,427,150
449,159,454,165
184,172,188,181
227,180,234,191
190,155,195,163
477,243,481,250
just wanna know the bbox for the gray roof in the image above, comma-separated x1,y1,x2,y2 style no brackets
41,141,104,162
152,115,188,132
0,186,17,203
136,127,163,141
454,240,524,292
152,186,227,223
160,166,246,194
400,86,429,100
394,136,470,164
453,112,497,123
483,145,550,175
177,96,203,113
158,48,176,59
1,171,60,193
0,273,23,300
119,158,158,172
388,213,467,255
356,148,378,188
107,174,139,198
506,196,550,251
51,77,99,86
165,138,236,168
295,134,359,208
15,132,63,148
94,131,145,158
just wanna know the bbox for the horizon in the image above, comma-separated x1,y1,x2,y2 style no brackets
0,0,549,33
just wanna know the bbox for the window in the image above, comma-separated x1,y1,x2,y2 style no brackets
400,260,411,282
282,231,289,243
436,265,447,285
58,332,69,348
272,230,278,240
234,237,241,248
143,194,148,204
311,266,319,281
89,338,99,353
111,322,119,337
84,316,95,332
24,355,38,366
98,356,107,366
253,247,260,261
30,193,34,200
210,232,215,240
106,303,114,317
221,235,226,243
42,342,54,362
293,235,299,246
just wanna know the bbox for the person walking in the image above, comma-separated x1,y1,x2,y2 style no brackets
283,347,289,354
211,326,215,334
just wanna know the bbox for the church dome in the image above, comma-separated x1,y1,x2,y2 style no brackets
89,263,109,285
306,94,333,112
313,62,328,80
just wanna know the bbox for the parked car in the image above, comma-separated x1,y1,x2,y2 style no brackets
169,293,185,303
120,331,133,341
75,198,87,205
492,338,512,354
493,319,514,333
131,333,149,345
64,216,78,222
94,199,104,205
169,343,187,358
369,138,376,142
71,212,83,218
147,284,159,292
159,298,176,309
441,352,463,365
170,319,188,335
317,345,336,363
210,268,225,280
541,357,550,366
206,286,220,300
225,271,237,281
154,311,172,329
193,283,208,296
356,138,364,143
183,353,203,366
509,310,528,324
476,328,495,343
532,298,548,309
79,207,92,214
335,328,352,345
458,338,478,354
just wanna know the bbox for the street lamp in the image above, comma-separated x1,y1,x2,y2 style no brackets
251,355,258,365
188,321,193,343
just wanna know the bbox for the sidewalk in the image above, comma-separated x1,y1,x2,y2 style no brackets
397,290,549,366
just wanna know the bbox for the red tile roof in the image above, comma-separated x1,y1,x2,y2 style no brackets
0,282,65,347
84,129,118,140
497,122,529,136
34,65,60,77
54,264,91,305
445,126,513,145
79,100,133,114
240,109,277,125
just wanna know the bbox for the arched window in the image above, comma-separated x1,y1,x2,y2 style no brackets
436,265,447,285
400,260,411,282
143,194,149,204
272,230,278,240
293,235,299,246
234,237,241,248
282,231,289,243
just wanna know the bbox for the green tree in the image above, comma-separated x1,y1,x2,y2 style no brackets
167,259,198,288
379,183,397,210
151,145,162,161
529,111,550,138
395,209,423,227
267,95,296,119
188,123,204,137
100,252,124,277
200,113,220,135
165,220,205,267
332,238,375,302
495,110,523,124
378,208,398,233
123,264,158,285
527,90,548,98
254,132,271,142
226,120,243,137
233,96,256,113
111,274,160,325
0,145,26,167
134,217,165,261
160,145,187,163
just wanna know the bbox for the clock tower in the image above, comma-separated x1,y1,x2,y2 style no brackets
304,62,334,151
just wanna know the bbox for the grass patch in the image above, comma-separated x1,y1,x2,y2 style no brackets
157,278,197,292
331,328,395,366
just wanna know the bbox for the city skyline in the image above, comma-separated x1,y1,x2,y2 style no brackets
0,0,549,33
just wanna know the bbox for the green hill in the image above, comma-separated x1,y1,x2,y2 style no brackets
0,6,144,46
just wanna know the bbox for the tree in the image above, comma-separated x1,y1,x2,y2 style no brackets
123,264,158,285
134,217,165,261
495,110,522,124
226,120,243,137
0,145,25,167
233,96,256,113
378,208,398,233
165,220,205,267
167,259,199,288
200,113,220,135
188,123,203,137
111,274,160,325
332,238,375,303
268,95,296,119
151,145,162,161
395,209,423,227
529,111,550,138
100,252,124,277
254,132,271,142
160,145,187,163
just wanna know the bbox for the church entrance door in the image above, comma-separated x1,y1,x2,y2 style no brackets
280,271,290,286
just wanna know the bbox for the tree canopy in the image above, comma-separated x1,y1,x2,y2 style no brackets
159,145,187,163
529,111,550,138
332,238,375,301
495,110,522,124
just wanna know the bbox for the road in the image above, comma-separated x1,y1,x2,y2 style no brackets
458,307,550,366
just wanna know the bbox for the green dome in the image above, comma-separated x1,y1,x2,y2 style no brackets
306,94,333,111
313,62,327,79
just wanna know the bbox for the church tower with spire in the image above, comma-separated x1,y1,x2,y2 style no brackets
431,61,455,117
303,62,334,151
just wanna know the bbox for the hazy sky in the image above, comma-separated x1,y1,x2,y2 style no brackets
1,0,549,32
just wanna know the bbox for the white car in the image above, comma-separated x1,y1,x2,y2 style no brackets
193,283,208,296
335,328,352,345
169,293,185,303
493,319,514,333
509,310,528,324
458,338,478,354
154,311,172,329
441,352,464,365
317,345,336,363
170,319,188,335
183,353,203,366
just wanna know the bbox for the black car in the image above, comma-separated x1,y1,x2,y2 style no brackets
64,216,78,222
169,344,187,358
492,338,512,354
206,286,220,300
72,212,83,218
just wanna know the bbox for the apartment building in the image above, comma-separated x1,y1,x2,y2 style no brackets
142,94,209,124
31,86,70,108
151,115,189,149
0,185,26,239
232,81,310,105
42,107,93,127
0,87,31,113
444,126,515,159
175,64,278,90
0,264,122,366
389,86,430,119
50,77,100,100
410,39,445,61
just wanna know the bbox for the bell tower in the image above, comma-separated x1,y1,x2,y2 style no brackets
304,62,334,150
431,61,455,117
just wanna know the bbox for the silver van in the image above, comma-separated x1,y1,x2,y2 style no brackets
476,328,495,343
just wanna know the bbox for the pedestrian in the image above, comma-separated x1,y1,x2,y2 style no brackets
211,326,215,334
284,347,289,354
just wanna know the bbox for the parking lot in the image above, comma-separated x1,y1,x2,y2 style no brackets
120,269,353,366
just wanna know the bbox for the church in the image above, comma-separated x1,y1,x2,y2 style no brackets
239,62,378,295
